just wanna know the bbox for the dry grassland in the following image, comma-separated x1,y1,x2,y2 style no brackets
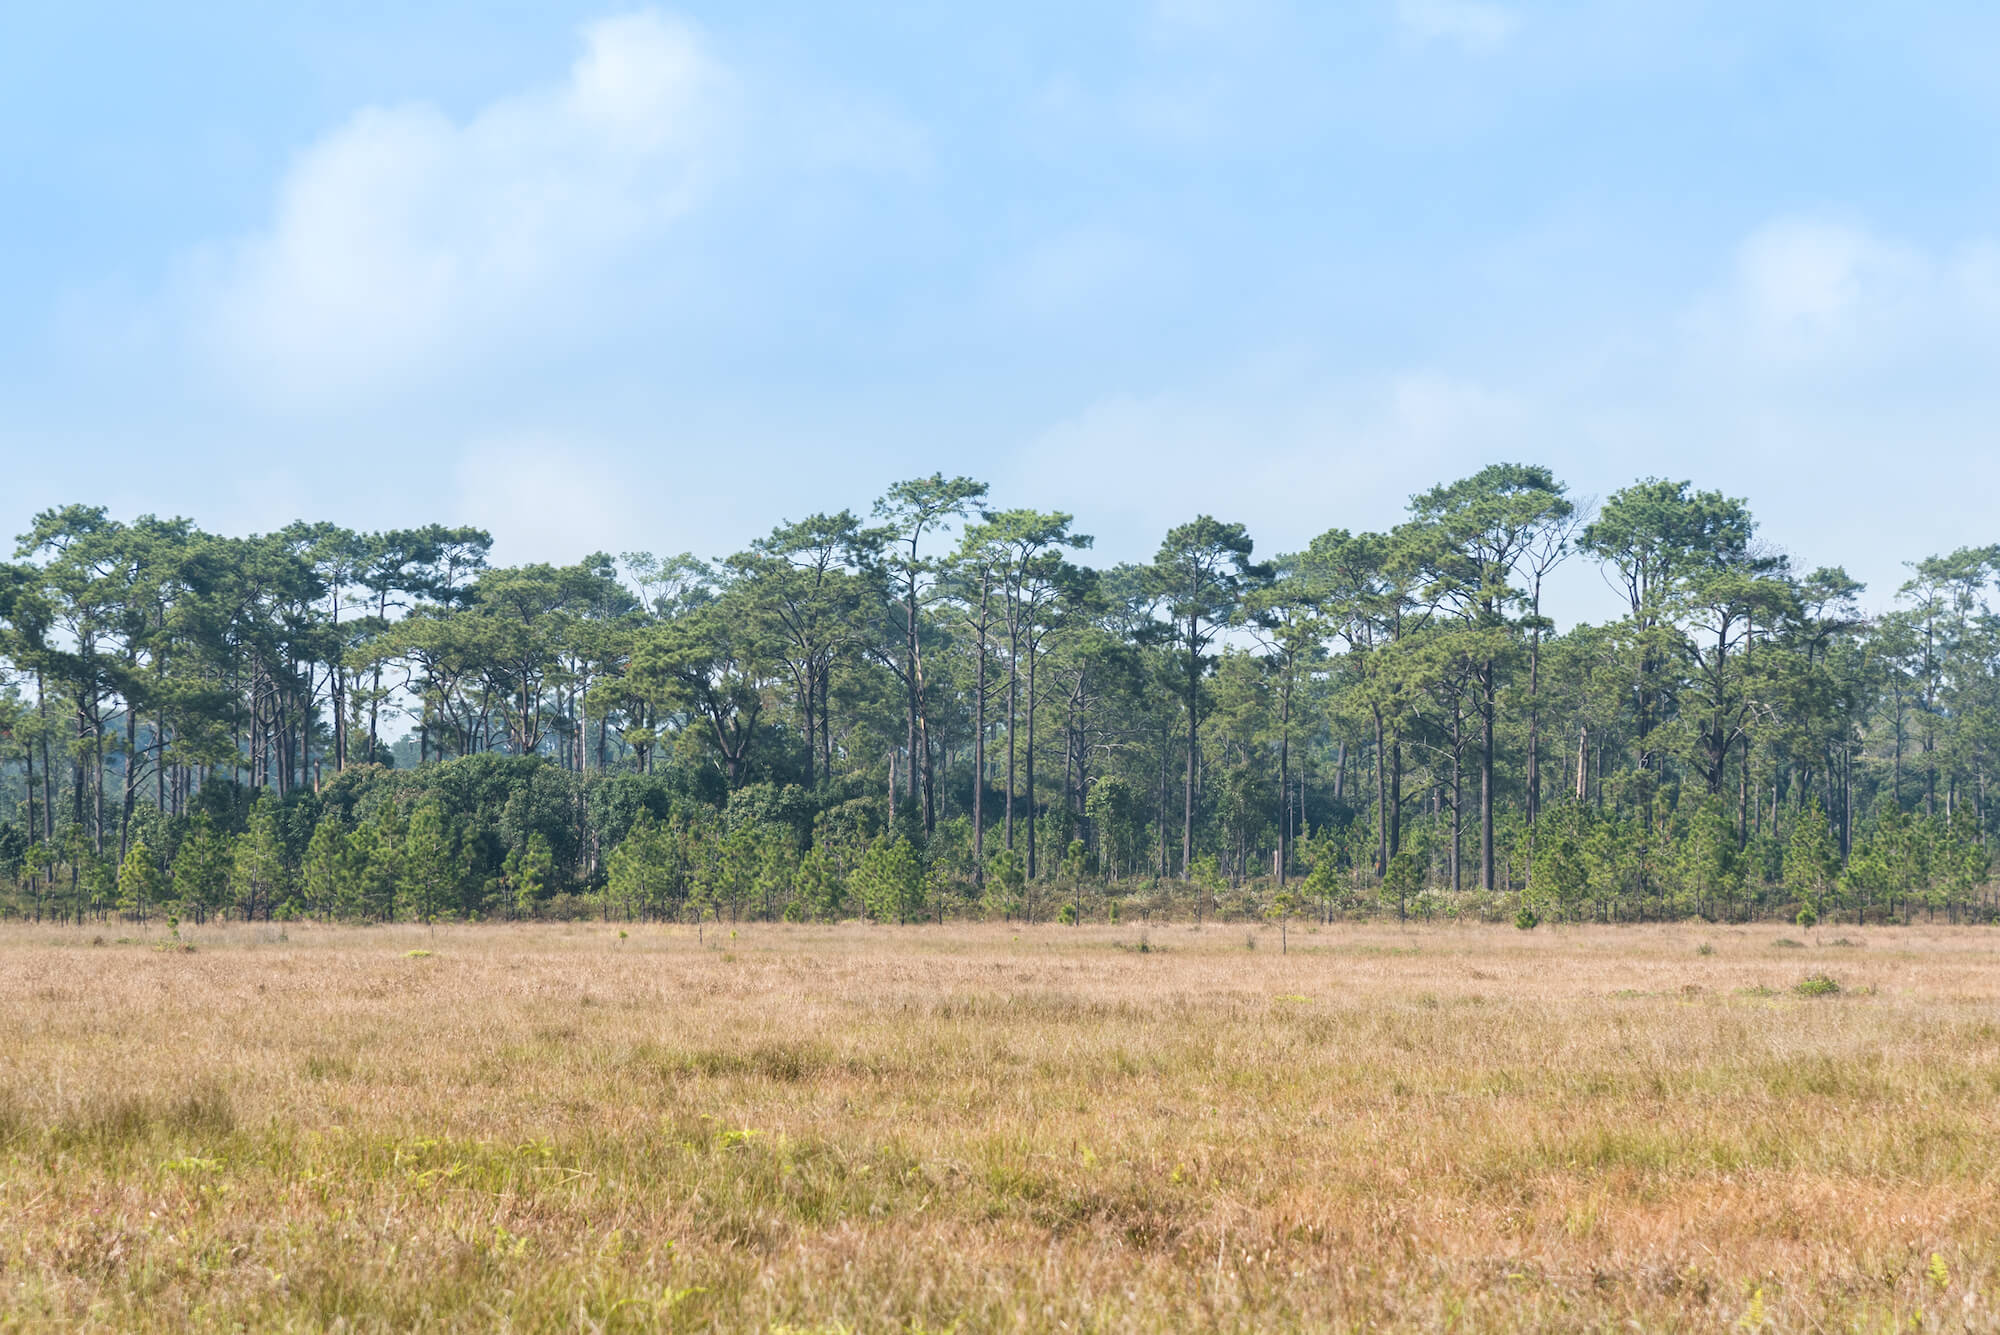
2,919,1999,1332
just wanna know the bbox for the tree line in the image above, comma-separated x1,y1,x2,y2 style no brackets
0,465,1994,927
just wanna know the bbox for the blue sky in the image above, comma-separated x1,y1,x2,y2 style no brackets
5,2,1998,620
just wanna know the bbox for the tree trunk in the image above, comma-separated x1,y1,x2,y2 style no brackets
37,671,54,843
973,597,986,884
1373,709,1387,874
1026,637,1038,881
1480,659,1496,892
1004,615,1018,852
1451,701,1464,894
1389,737,1403,860
120,706,139,859
1277,677,1291,885
1182,620,1198,880
1526,584,1543,829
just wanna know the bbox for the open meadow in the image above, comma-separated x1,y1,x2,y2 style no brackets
3,919,1999,1332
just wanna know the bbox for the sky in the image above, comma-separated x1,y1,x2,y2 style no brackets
5,1,1998,624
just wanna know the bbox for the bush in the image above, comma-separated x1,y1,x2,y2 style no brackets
1513,907,1540,931
1795,973,1841,997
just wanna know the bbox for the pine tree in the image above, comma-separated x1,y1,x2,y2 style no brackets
607,814,675,920
511,833,554,920
346,810,403,921
302,817,349,920
231,795,290,921
171,813,231,923
116,839,162,922
854,836,924,924
793,843,843,922
399,802,457,923
1784,798,1838,927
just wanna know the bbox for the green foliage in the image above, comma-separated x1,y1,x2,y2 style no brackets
794,840,845,922
116,839,162,922
507,832,555,919
230,795,290,921
1529,802,1591,922
349,809,403,921
1783,799,1838,925
852,837,924,925
984,848,1025,920
1381,851,1421,922
1300,825,1349,918
171,814,231,922
606,814,681,921
4,473,2000,931
398,802,459,923
1085,777,1145,880
300,817,349,920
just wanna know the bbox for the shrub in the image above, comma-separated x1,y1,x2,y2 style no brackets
1795,973,1841,997
1514,907,1540,931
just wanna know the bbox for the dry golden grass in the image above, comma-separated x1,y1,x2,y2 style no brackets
3,918,1999,1332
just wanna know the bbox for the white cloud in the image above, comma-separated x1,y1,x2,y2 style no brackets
1686,216,2000,373
193,11,726,402
1396,0,1518,51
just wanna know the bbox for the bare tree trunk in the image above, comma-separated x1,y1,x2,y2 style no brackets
1276,677,1291,886
1451,700,1464,894
1480,660,1496,893
1526,586,1543,829
1374,710,1387,874
1389,738,1403,860
1026,633,1039,880
1183,625,1198,881
120,706,138,859
37,671,54,843
819,664,833,786
1004,617,1018,851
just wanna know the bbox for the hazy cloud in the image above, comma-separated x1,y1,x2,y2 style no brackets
1006,363,1530,562
1687,217,2000,374
192,11,726,402
1395,0,1518,51
451,435,649,565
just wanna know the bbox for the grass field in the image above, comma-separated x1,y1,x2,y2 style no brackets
3,920,1998,1332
